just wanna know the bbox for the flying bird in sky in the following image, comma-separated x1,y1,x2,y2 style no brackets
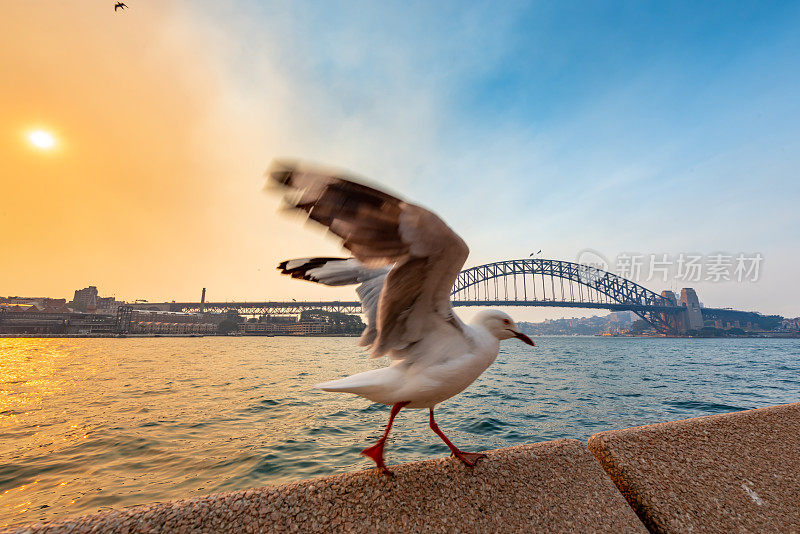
271,161,535,476
114,2,127,12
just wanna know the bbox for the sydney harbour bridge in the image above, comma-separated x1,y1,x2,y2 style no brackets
143,258,761,335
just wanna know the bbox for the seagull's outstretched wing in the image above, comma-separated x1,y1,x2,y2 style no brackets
270,161,469,358
277,257,389,347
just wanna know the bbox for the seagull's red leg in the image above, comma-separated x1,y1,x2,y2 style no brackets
429,408,487,467
361,401,410,476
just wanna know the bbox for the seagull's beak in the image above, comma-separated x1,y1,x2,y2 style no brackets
511,330,535,346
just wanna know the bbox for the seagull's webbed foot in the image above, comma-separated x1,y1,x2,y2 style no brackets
450,450,487,467
361,440,394,477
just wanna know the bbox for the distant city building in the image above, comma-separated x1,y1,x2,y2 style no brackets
96,296,121,314
128,310,217,335
238,310,366,336
71,286,99,312
31,299,72,313
69,287,124,313
520,313,628,336
781,317,800,332
0,297,71,313
608,311,635,324
240,321,328,336
0,308,117,335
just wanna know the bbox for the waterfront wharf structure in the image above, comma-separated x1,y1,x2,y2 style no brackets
0,307,217,335
5,403,798,533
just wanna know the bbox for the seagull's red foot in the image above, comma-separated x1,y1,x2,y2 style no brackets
450,450,487,467
361,440,394,476
360,401,410,477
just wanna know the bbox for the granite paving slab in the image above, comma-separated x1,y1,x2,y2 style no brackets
589,402,800,534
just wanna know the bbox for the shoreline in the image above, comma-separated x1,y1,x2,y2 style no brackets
1,333,796,339
0,333,363,339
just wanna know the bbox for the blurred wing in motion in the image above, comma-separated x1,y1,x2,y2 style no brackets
278,257,389,347
271,161,469,358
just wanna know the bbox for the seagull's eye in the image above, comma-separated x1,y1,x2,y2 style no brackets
503,319,510,325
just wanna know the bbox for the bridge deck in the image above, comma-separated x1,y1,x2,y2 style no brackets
147,300,683,315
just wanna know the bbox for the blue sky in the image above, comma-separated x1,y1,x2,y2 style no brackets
186,1,800,315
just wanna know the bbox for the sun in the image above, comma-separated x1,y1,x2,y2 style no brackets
28,130,56,150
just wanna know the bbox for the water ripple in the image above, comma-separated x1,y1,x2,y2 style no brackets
0,336,798,527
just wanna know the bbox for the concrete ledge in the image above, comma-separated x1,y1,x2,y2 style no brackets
589,402,800,534
4,439,645,533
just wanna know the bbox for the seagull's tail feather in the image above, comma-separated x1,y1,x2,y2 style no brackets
313,368,396,397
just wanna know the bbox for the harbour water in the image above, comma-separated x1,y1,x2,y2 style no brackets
1,336,799,527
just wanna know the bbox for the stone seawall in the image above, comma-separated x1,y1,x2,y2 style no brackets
3,440,645,534
4,403,799,533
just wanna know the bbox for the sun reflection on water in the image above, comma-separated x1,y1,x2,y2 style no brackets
0,340,98,457
0,336,382,527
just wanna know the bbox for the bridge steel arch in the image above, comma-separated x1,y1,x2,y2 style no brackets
450,258,682,333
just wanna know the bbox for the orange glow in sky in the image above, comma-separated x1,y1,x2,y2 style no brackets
0,2,349,306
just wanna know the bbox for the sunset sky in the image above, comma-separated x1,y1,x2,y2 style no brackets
2,1,799,319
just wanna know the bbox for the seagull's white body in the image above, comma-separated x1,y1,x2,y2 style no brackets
317,314,499,408
271,161,534,473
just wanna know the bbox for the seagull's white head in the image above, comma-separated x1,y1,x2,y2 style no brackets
473,310,535,346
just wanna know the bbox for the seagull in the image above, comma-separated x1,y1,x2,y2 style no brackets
114,2,127,11
271,161,535,476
